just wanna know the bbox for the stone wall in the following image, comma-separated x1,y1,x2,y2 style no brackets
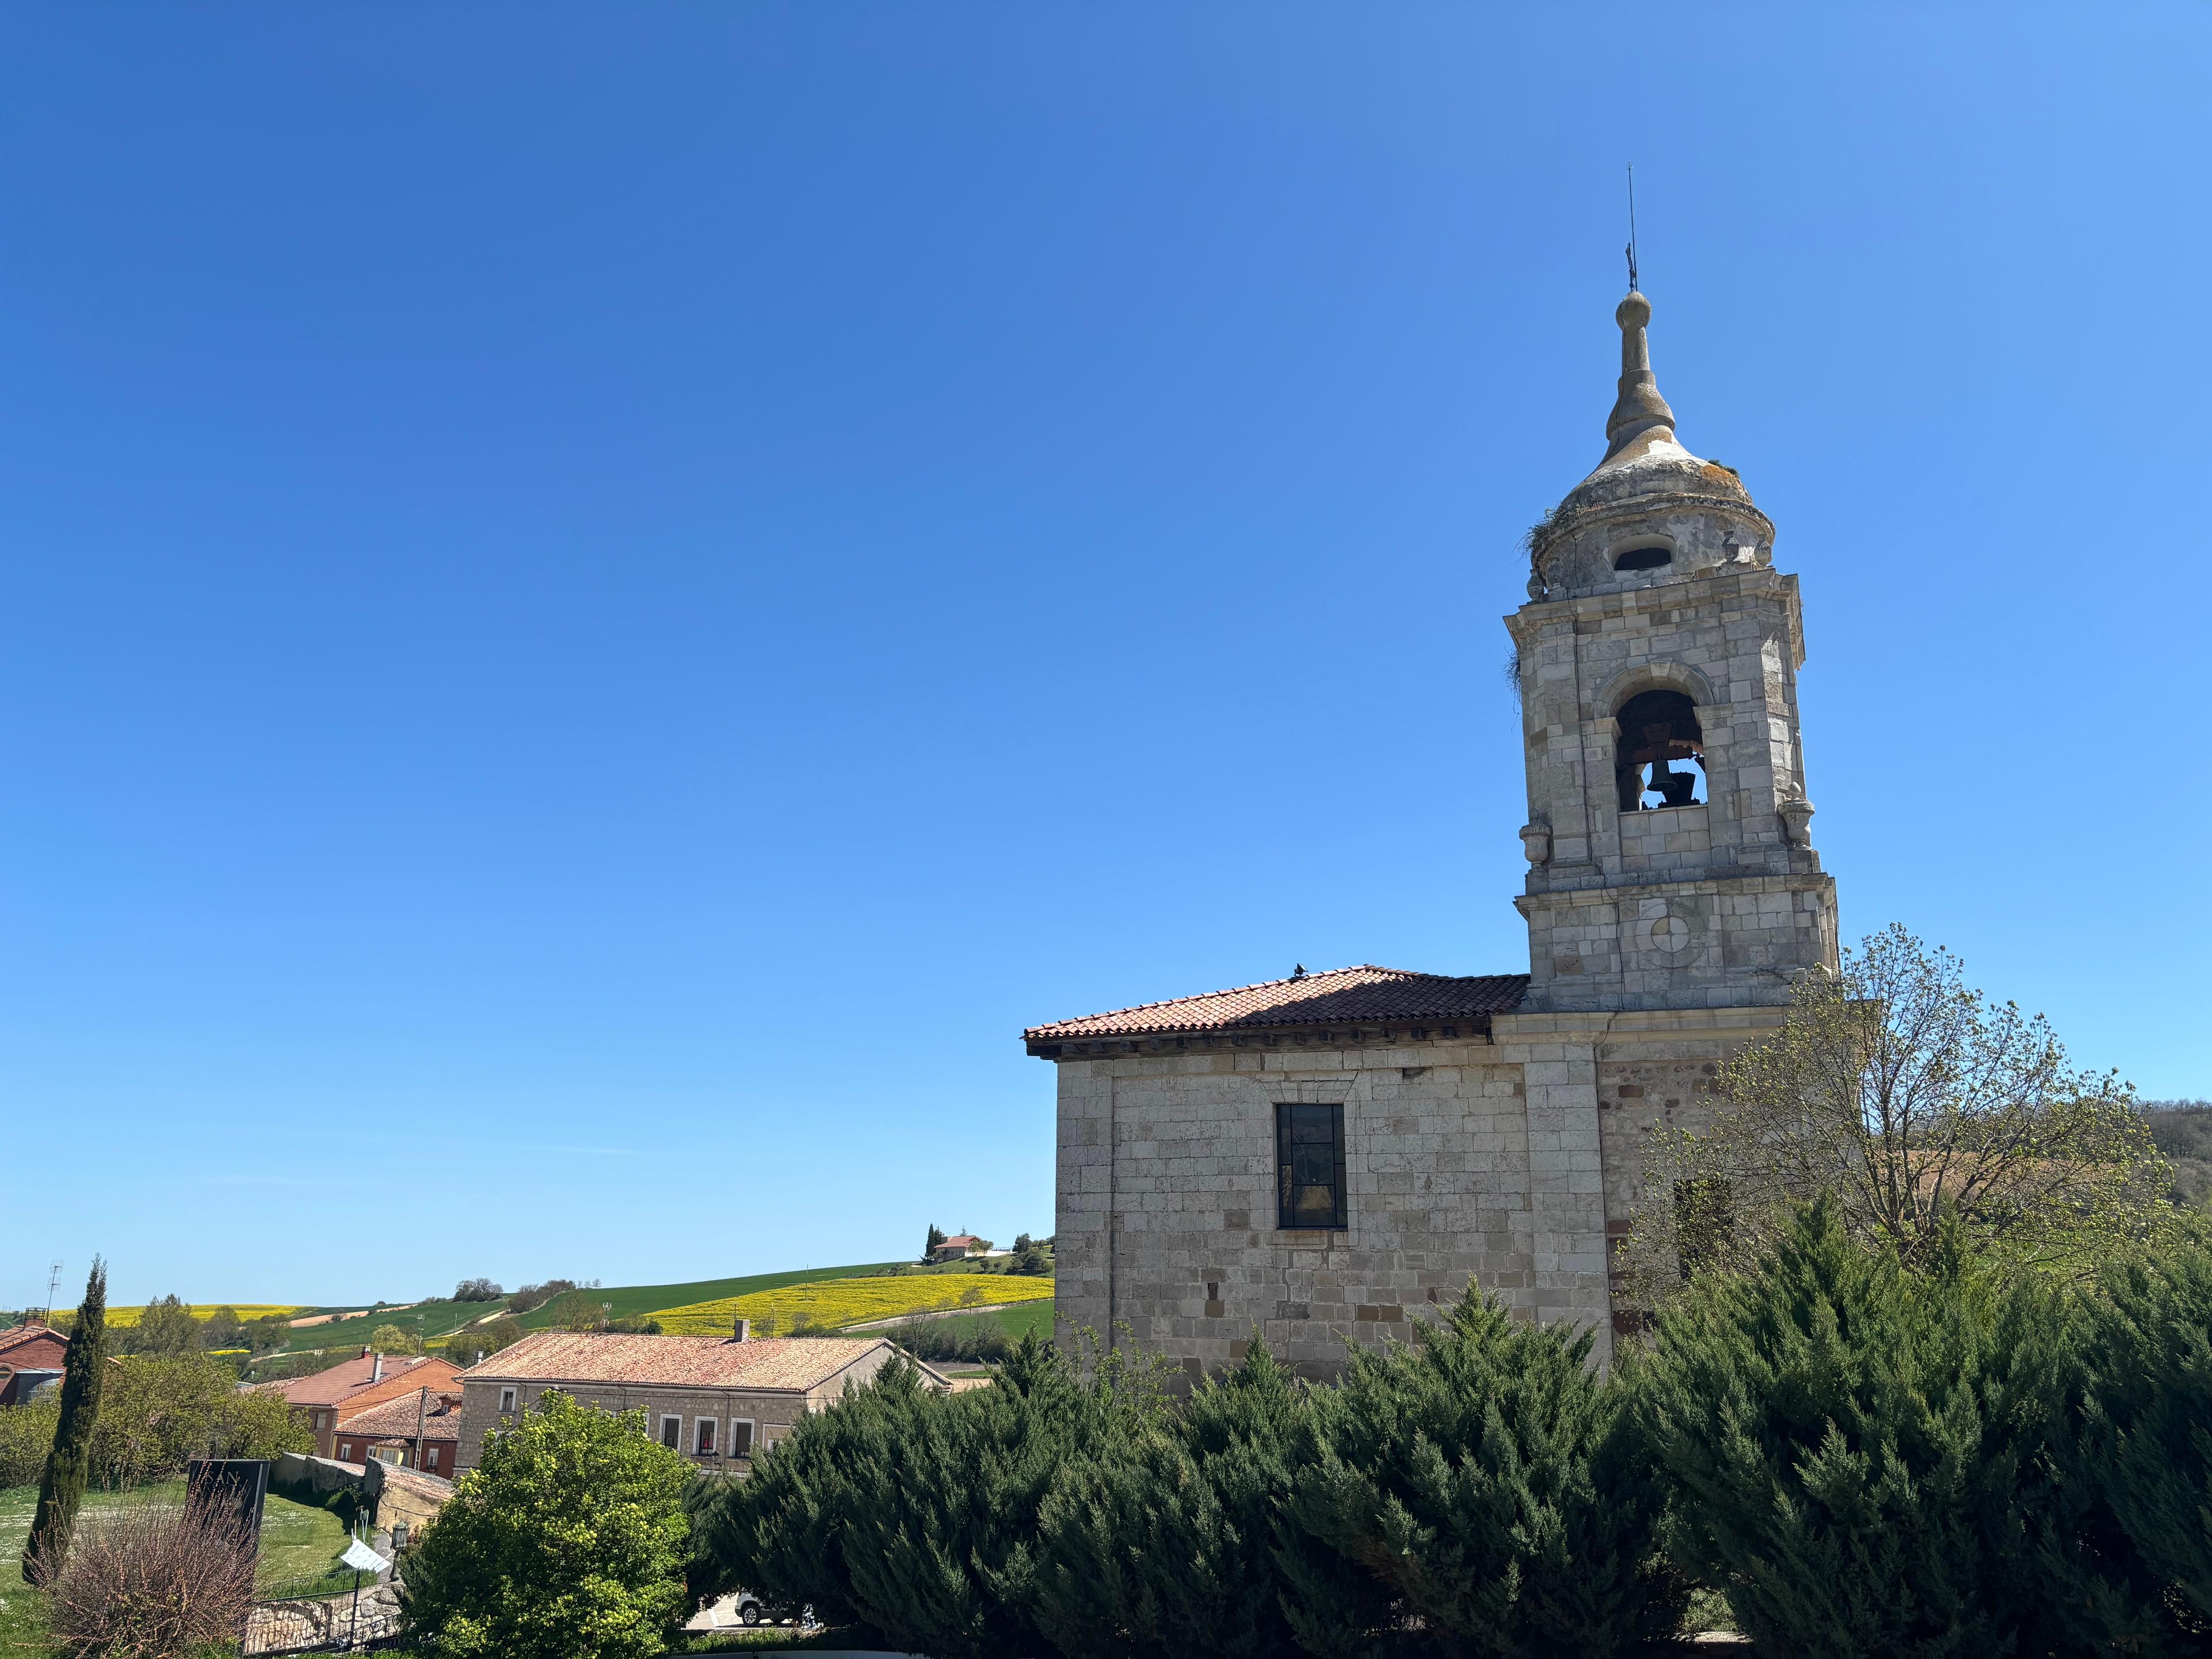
1055,1037,1541,1381
451,1353,897,1474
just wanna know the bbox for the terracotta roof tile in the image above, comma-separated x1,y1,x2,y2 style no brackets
0,1326,69,1365
255,1353,459,1410
1025,965,1528,1043
463,1332,892,1393
339,1391,461,1442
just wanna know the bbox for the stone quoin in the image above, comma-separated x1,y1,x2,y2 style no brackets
1025,289,1840,1377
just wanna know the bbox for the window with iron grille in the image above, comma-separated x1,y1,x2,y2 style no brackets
1275,1102,1347,1230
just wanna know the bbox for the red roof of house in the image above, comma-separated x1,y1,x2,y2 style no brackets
254,1353,460,1411
940,1236,980,1248
1024,965,1528,1043
337,1389,461,1443
464,1332,895,1393
0,1325,69,1368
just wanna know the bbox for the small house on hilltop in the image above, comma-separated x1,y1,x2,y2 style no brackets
453,1330,948,1475
932,1234,986,1262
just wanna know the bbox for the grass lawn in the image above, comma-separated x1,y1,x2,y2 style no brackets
1,1482,353,1653
991,1301,1055,1342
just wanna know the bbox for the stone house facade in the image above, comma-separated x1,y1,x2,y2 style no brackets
1027,290,1840,1377
452,1330,940,1475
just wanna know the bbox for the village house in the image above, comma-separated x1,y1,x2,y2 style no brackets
0,1323,69,1405
931,1234,987,1262
331,1384,463,1475
1028,288,1840,1379
253,1349,464,1459
453,1329,944,1475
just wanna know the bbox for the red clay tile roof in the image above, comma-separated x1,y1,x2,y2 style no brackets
0,1326,69,1366
255,1353,459,1410
1024,965,1529,1043
338,1390,461,1443
464,1332,893,1393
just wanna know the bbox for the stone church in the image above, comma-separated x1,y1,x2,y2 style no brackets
1024,289,1839,1375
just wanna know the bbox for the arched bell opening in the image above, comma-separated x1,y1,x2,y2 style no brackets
1614,688,1705,811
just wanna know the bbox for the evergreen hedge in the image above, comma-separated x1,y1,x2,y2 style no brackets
1028,1342,1308,1659
698,1219,2212,1658
1284,1290,1685,1659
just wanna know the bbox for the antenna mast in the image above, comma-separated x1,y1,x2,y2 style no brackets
1625,164,1640,293
43,1261,62,1324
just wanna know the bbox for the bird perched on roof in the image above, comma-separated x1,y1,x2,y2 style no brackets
1291,964,1306,978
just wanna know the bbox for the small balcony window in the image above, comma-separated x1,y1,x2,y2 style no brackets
696,1418,716,1456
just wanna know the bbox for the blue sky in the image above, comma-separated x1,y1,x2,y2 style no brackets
4,5,2206,1309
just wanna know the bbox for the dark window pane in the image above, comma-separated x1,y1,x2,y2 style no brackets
1275,1103,1346,1230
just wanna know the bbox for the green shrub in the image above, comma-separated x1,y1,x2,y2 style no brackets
1639,1196,2123,1658
401,1391,692,1659
699,1335,1163,1659
0,1396,59,1488
1029,1341,1308,1659
2082,1233,2212,1634
91,1354,311,1487
1283,1288,1685,1659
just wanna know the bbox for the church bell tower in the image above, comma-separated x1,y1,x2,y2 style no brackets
1507,290,1839,1012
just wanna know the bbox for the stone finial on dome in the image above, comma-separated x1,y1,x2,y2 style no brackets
1604,290,1676,460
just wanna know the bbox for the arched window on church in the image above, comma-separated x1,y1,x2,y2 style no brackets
1615,688,1705,811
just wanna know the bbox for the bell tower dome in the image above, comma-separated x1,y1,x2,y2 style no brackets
1507,290,1839,1012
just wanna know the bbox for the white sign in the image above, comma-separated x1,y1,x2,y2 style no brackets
340,1538,390,1574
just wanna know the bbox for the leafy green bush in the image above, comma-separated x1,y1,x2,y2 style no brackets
0,1396,59,1488
1029,1341,1308,1659
402,1391,692,1659
90,1355,311,1487
1284,1289,1684,1659
1639,1196,2128,1658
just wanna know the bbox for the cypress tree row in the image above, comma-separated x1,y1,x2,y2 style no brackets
1283,1287,1686,1659
22,1257,108,1586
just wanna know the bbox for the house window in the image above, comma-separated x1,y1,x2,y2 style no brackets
660,1415,682,1450
498,1388,517,1415
1275,1103,1347,1230
730,1420,755,1458
425,1446,440,1469
339,1442,354,1460
695,1418,716,1456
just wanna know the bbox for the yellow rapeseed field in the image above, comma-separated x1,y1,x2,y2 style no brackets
653,1274,1054,1336
99,1304,302,1328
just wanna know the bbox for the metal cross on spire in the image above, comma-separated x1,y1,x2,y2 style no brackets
1625,163,1640,293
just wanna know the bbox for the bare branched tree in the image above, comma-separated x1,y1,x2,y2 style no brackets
1619,925,2173,1306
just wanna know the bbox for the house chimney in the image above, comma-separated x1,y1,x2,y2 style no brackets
371,1353,383,1382
732,1318,749,1343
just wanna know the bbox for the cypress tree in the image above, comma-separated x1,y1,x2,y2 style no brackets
22,1257,108,1586
1283,1286,1685,1659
